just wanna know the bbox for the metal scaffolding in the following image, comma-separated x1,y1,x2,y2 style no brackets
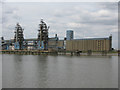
14,23,24,50
38,19,49,50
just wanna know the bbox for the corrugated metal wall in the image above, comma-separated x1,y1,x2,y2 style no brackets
48,40,64,48
48,41,56,46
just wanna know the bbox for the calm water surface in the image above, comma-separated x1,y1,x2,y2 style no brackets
2,54,118,88
0,54,2,89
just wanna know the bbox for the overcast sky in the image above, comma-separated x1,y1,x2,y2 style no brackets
3,0,119,2
1,2,118,49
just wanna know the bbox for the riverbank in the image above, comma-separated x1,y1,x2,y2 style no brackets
0,50,118,56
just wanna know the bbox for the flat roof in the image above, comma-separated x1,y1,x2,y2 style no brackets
73,37,109,40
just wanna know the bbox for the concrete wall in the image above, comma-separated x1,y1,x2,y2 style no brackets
57,40,64,48
66,39,111,51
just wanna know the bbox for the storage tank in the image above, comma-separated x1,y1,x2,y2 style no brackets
66,30,74,40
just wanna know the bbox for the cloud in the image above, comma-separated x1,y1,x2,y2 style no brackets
66,23,87,28
4,0,119,2
96,2,118,11
0,1,2,37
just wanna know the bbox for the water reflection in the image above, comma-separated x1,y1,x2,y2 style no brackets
35,55,48,88
0,54,2,89
2,54,118,88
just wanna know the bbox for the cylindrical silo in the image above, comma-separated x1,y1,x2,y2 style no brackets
66,30,74,40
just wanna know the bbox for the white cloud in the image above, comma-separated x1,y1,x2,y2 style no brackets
110,29,118,33
67,23,87,28
4,0,119,2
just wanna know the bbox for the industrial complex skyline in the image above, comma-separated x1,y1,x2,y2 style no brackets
1,20,113,52
1,2,118,49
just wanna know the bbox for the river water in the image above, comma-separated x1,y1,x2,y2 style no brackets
2,54,118,88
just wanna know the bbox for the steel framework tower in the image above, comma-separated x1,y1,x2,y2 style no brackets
38,19,49,50
14,23,24,50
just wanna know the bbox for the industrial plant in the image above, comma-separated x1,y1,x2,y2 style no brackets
1,19,112,52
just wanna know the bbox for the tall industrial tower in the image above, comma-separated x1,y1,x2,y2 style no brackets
109,34,112,51
38,19,49,50
14,23,24,50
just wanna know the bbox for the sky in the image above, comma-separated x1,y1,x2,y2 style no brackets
3,0,119,2
1,2,119,49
